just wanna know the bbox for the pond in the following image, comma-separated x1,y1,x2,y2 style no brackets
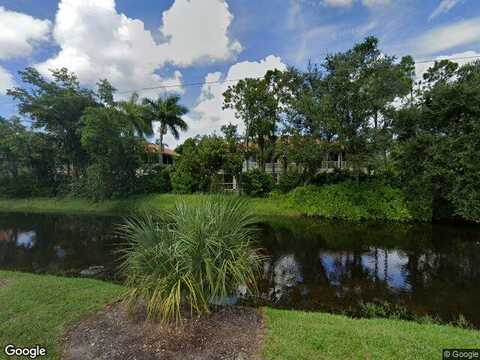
1,212,480,326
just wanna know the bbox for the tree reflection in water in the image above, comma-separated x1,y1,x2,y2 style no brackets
1,213,480,326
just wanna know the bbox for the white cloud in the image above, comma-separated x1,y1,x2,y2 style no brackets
0,6,51,60
162,55,287,147
36,0,180,96
36,0,241,96
321,0,390,7
322,0,354,7
361,0,391,6
0,6,50,93
413,17,480,55
0,65,15,94
158,0,242,66
415,50,480,80
429,0,462,20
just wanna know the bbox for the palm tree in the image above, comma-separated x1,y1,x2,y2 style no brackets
142,95,188,165
118,92,154,138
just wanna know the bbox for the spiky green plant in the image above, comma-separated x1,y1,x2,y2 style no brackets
118,196,265,324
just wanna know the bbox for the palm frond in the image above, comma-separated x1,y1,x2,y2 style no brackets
118,196,265,325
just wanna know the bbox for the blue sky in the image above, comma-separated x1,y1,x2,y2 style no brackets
0,0,479,145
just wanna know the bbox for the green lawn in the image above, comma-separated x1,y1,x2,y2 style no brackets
0,194,296,217
263,308,480,360
2,271,479,360
0,271,123,360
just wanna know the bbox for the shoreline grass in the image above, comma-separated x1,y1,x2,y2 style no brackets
0,194,297,217
263,308,480,360
1,271,479,360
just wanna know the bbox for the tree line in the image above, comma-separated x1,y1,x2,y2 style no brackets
0,37,479,221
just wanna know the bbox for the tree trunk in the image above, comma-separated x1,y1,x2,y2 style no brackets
258,138,265,172
159,131,164,166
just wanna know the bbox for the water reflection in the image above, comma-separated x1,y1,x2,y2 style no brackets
1,213,480,326
0,213,120,277
258,218,480,326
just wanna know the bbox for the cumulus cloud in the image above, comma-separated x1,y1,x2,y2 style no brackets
0,6,51,60
158,0,242,66
36,0,241,97
415,50,480,79
0,65,15,94
429,0,462,20
413,17,480,55
162,55,287,147
0,6,51,93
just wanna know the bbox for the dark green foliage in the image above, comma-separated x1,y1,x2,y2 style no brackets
172,132,243,194
311,168,359,186
142,95,188,165
77,106,144,200
0,117,58,197
139,164,172,194
242,168,273,197
277,167,302,193
223,72,281,171
285,182,413,221
393,60,480,222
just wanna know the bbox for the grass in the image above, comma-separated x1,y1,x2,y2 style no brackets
0,271,123,360
263,308,480,360
1,271,479,359
0,194,297,217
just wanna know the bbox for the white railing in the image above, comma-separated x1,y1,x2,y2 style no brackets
242,160,350,172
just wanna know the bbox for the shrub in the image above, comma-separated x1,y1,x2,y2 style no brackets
284,181,413,221
241,168,273,197
0,173,53,198
277,168,302,193
119,196,265,324
70,163,108,201
171,166,197,194
360,301,410,320
311,168,360,186
139,164,172,193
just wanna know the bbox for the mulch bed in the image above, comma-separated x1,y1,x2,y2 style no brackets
63,303,264,360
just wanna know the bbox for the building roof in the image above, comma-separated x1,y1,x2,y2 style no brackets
145,143,179,156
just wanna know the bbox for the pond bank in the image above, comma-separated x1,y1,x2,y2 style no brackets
1,271,479,360
0,192,429,222
0,194,296,217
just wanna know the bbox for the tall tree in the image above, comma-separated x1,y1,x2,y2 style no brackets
223,73,280,171
320,37,413,177
119,92,154,138
7,67,98,178
142,95,188,165
394,60,480,222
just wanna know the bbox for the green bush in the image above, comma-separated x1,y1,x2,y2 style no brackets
360,301,410,320
241,168,273,197
0,173,54,198
70,163,109,201
119,196,265,324
277,168,302,193
284,181,413,221
311,168,361,185
139,164,172,193
171,166,197,194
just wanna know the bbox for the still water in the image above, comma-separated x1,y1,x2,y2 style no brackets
1,212,480,326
